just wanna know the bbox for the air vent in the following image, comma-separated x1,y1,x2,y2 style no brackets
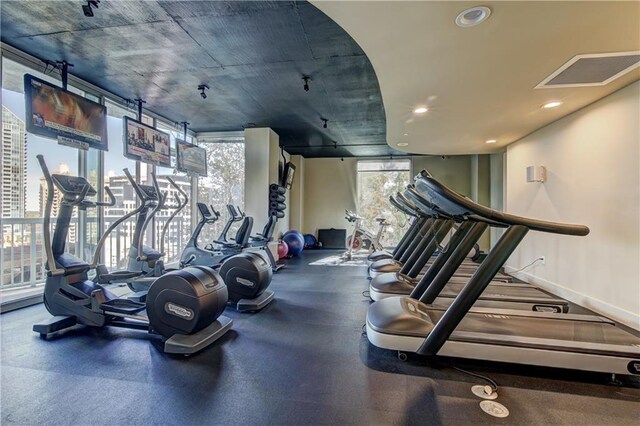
536,52,640,88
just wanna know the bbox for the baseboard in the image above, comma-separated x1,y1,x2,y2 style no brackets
504,266,640,331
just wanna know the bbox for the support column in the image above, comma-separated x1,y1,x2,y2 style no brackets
288,155,305,232
243,128,289,238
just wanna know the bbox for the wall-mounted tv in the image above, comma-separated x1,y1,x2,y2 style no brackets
281,161,296,190
24,74,108,150
176,139,207,177
123,116,171,167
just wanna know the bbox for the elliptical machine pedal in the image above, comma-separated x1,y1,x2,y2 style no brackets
236,289,275,312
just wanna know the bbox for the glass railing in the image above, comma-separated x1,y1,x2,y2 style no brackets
0,215,188,304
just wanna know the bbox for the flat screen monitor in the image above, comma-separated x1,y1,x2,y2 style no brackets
123,116,171,167
281,161,296,189
24,74,108,150
176,139,207,177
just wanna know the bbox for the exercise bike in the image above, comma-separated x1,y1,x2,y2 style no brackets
32,155,232,354
217,204,245,244
345,210,387,260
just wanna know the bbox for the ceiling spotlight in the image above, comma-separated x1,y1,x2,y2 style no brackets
455,6,491,28
321,118,328,129
397,142,409,147
82,0,100,17
403,133,408,136
485,139,497,144
542,100,563,109
302,75,311,92
414,106,428,114
198,84,209,99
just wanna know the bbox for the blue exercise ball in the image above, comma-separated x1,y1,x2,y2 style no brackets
303,234,317,249
283,231,305,257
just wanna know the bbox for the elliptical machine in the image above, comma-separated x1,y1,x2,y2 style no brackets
121,169,188,295
33,156,232,354
181,202,274,312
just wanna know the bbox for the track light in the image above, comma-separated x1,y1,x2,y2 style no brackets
82,0,100,17
198,84,209,99
322,118,328,129
302,75,311,92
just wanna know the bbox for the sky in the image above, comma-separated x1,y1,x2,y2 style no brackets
3,88,135,211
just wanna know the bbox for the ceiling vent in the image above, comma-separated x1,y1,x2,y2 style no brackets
536,52,640,88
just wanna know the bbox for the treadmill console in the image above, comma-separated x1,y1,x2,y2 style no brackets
138,184,158,200
52,174,97,197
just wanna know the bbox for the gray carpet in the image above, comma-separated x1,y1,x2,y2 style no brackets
1,250,639,425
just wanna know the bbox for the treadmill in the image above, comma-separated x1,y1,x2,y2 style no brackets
370,188,569,313
369,188,511,282
366,170,640,376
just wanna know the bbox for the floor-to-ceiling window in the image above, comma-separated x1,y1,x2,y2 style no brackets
154,122,193,264
0,49,247,311
1,57,83,307
196,133,245,246
356,159,412,247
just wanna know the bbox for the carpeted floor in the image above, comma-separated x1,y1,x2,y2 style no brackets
1,250,639,425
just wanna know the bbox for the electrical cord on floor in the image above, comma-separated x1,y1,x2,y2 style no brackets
511,257,544,273
361,324,367,336
362,290,370,298
452,366,498,393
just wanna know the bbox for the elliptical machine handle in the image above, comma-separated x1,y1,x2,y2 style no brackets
150,172,162,200
159,176,190,254
37,154,53,181
96,186,117,207
68,184,91,206
123,168,147,201
165,176,188,206
36,155,63,277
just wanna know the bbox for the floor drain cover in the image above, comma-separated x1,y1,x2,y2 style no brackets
472,385,498,400
480,400,509,418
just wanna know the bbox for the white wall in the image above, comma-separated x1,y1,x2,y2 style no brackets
411,155,472,196
505,81,640,329
489,153,505,246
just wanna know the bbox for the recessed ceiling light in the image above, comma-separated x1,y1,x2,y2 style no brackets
397,142,409,147
485,139,497,144
414,107,428,114
455,6,491,28
542,100,563,109
403,133,408,136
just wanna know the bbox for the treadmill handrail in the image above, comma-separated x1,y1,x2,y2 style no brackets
389,195,416,217
404,186,443,218
417,170,590,236
396,191,430,218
